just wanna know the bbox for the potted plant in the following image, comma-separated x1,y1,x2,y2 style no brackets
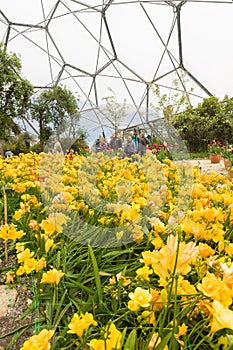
221,145,233,168
208,140,222,163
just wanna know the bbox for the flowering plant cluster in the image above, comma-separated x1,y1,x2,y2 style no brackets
147,142,174,161
0,151,233,349
208,140,222,154
221,144,233,161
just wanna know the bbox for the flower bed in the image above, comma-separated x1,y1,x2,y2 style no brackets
0,152,233,349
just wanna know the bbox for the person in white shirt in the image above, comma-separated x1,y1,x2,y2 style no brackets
53,137,64,154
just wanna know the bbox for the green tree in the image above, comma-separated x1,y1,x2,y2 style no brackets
62,130,89,155
0,43,33,155
30,85,79,150
4,131,36,155
172,96,233,152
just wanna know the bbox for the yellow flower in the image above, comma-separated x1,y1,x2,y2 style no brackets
48,212,69,233
40,219,56,236
128,287,152,311
177,323,188,336
150,235,198,287
208,300,233,334
35,258,47,272
16,266,25,276
40,268,64,285
105,323,122,349
40,235,55,253
17,248,34,263
9,183,26,193
136,265,153,282
5,271,15,284
13,209,24,220
197,272,232,307
198,243,215,258
15,242,25,253
0,223,25,241
90,322,122,350
20,329,54,350
67,312,97,337
89,339,105,350
150,289,164,311
151,237,163,249
225,243,233,256
21,194,31,201
23,258,39,274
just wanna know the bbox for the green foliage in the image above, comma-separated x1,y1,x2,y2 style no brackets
30,85,79,149
0,42,33,151
3,131,36,155
150,74,233,153
172,96,233,152
62,131,89,154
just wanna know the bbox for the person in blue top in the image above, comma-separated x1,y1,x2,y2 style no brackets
5,150,14,157
129,129,139,152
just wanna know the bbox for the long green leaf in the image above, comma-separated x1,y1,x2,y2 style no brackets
154,332,172,350
88,245,103,304
124,328,137,350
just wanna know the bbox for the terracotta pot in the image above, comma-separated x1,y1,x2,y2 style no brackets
228,170,233,180
210,153,221,164
223,158,231,168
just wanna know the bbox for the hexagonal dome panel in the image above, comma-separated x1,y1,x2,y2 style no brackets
0,0,232,139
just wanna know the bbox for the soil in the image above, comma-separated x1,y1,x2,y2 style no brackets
0,250,35,350
0,285,34,350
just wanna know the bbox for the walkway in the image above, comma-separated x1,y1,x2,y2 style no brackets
187,158,228,176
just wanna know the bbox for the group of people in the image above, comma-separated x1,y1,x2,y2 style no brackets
94,130,151,158
50,131,151,159
2,132,151,160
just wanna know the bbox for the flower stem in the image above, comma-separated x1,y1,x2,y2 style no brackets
4,240,8,263
3,185,8,262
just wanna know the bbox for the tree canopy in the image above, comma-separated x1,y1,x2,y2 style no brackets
172,96,233,152
0,43,33,153
29,85,80,150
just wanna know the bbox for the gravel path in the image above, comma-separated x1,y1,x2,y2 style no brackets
187,158,228,176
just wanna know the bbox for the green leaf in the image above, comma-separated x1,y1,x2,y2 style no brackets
88,245,103,304
124,328,137,350
154,332,172,350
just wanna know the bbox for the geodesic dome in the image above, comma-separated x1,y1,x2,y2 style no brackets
0,0,233,141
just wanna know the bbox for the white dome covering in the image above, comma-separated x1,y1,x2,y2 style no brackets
0,0,232,137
